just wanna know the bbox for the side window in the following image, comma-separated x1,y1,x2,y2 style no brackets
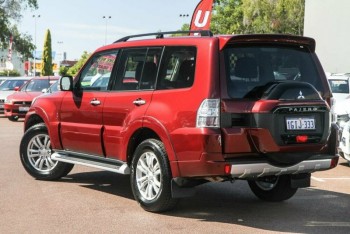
157,46,196,90
113,47,162,91
79,51,118,91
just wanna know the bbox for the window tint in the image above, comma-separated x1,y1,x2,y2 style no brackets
79,51,118,91
113,47,162,91
157,47,196,90
224,45,323,98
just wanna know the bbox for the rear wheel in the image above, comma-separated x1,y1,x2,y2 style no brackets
248,175,298,202
130,139,178,212
20,123,74,180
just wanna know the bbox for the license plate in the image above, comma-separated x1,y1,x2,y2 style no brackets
286,117,315,130
0,104,3,108
19,107,30,112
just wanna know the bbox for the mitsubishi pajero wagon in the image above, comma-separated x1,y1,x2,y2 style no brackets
20,31,339,212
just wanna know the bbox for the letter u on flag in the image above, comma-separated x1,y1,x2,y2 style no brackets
190,0,214,31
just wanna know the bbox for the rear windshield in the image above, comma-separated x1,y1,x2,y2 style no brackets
328,79,349,94
224,44,323,98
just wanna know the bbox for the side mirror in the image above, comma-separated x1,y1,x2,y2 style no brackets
60,76,73,91
14,86,20,91
42,88,48,93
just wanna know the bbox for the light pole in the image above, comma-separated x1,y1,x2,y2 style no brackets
57,41,63,74
103,16,111,45
33,14,40,76
179,14,190,31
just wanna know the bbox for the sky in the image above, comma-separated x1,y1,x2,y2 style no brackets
18,0,200,61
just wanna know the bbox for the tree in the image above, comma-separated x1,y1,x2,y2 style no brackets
41,29,53,76
67,51,91,76
211,0,305,35
0,0,38,59
59,66,69,76
211,0,244,34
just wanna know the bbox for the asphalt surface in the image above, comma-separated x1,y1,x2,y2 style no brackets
0,116,350,234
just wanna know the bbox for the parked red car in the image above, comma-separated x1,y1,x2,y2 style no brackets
20,31,339,212
4,76,59,121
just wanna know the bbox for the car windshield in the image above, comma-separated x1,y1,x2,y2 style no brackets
47,81,60,93
328,79,349,94
23,79,54,92
0,79,27,91
224,44,323,99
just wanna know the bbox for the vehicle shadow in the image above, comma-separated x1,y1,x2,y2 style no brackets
60,170,133,200
60,170,350,233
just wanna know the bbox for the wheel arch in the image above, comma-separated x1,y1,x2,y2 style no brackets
25,107,62,150
125,117,180,177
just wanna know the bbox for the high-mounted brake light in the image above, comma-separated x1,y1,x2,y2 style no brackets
196,99,220,128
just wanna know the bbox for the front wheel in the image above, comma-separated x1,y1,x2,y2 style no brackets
130,139,178,212
20,123,74,180
248,175,298,202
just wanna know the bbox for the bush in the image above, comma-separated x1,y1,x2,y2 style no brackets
0,70,21,77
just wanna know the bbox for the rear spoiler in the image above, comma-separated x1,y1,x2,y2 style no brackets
219,34,316,52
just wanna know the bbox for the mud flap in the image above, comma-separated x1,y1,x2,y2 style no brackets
290,173,311,188
171,179,196,198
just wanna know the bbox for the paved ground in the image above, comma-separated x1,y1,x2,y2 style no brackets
0,116,349,234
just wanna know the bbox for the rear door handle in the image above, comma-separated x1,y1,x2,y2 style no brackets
90,99,101,106
133,98,146,106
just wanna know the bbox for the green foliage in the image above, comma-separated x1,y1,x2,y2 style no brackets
211,0,305,35
41,29,53,76
0,0,38,59
59,65,69,76
181,23,190,31
67,51,91,76
0,69,20,76
211,0,244,34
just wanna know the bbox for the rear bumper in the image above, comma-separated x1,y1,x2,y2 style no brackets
230,156,338,179
176,153,339,179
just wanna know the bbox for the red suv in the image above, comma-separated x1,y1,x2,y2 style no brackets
4,76,58,121
20,31,339,212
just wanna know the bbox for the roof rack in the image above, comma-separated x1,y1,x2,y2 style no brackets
114,30,213,43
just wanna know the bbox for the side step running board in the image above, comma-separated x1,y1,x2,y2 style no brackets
51,152,130,175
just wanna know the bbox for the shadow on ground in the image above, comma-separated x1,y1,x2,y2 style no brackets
59,170,350,233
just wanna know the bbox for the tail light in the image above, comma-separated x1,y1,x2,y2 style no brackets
196,99,220,128
330,157,339,169
328,97,337,123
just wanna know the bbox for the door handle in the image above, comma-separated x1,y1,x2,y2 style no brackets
90,99,101,106
133,98,146,106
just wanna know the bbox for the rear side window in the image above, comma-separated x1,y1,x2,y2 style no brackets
224,45,323,98
157,46,196,90
112,47,162,91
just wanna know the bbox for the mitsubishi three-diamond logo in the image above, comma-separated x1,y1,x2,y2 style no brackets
297,90,305,99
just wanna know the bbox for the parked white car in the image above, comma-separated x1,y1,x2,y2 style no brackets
0,77,30,114
328,73,350,103
339,120,350,166
332,98,350,166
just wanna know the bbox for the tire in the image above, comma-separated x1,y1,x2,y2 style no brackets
130,139,178,212
8,116,19,122
19,123,74,180
248,175,298,202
